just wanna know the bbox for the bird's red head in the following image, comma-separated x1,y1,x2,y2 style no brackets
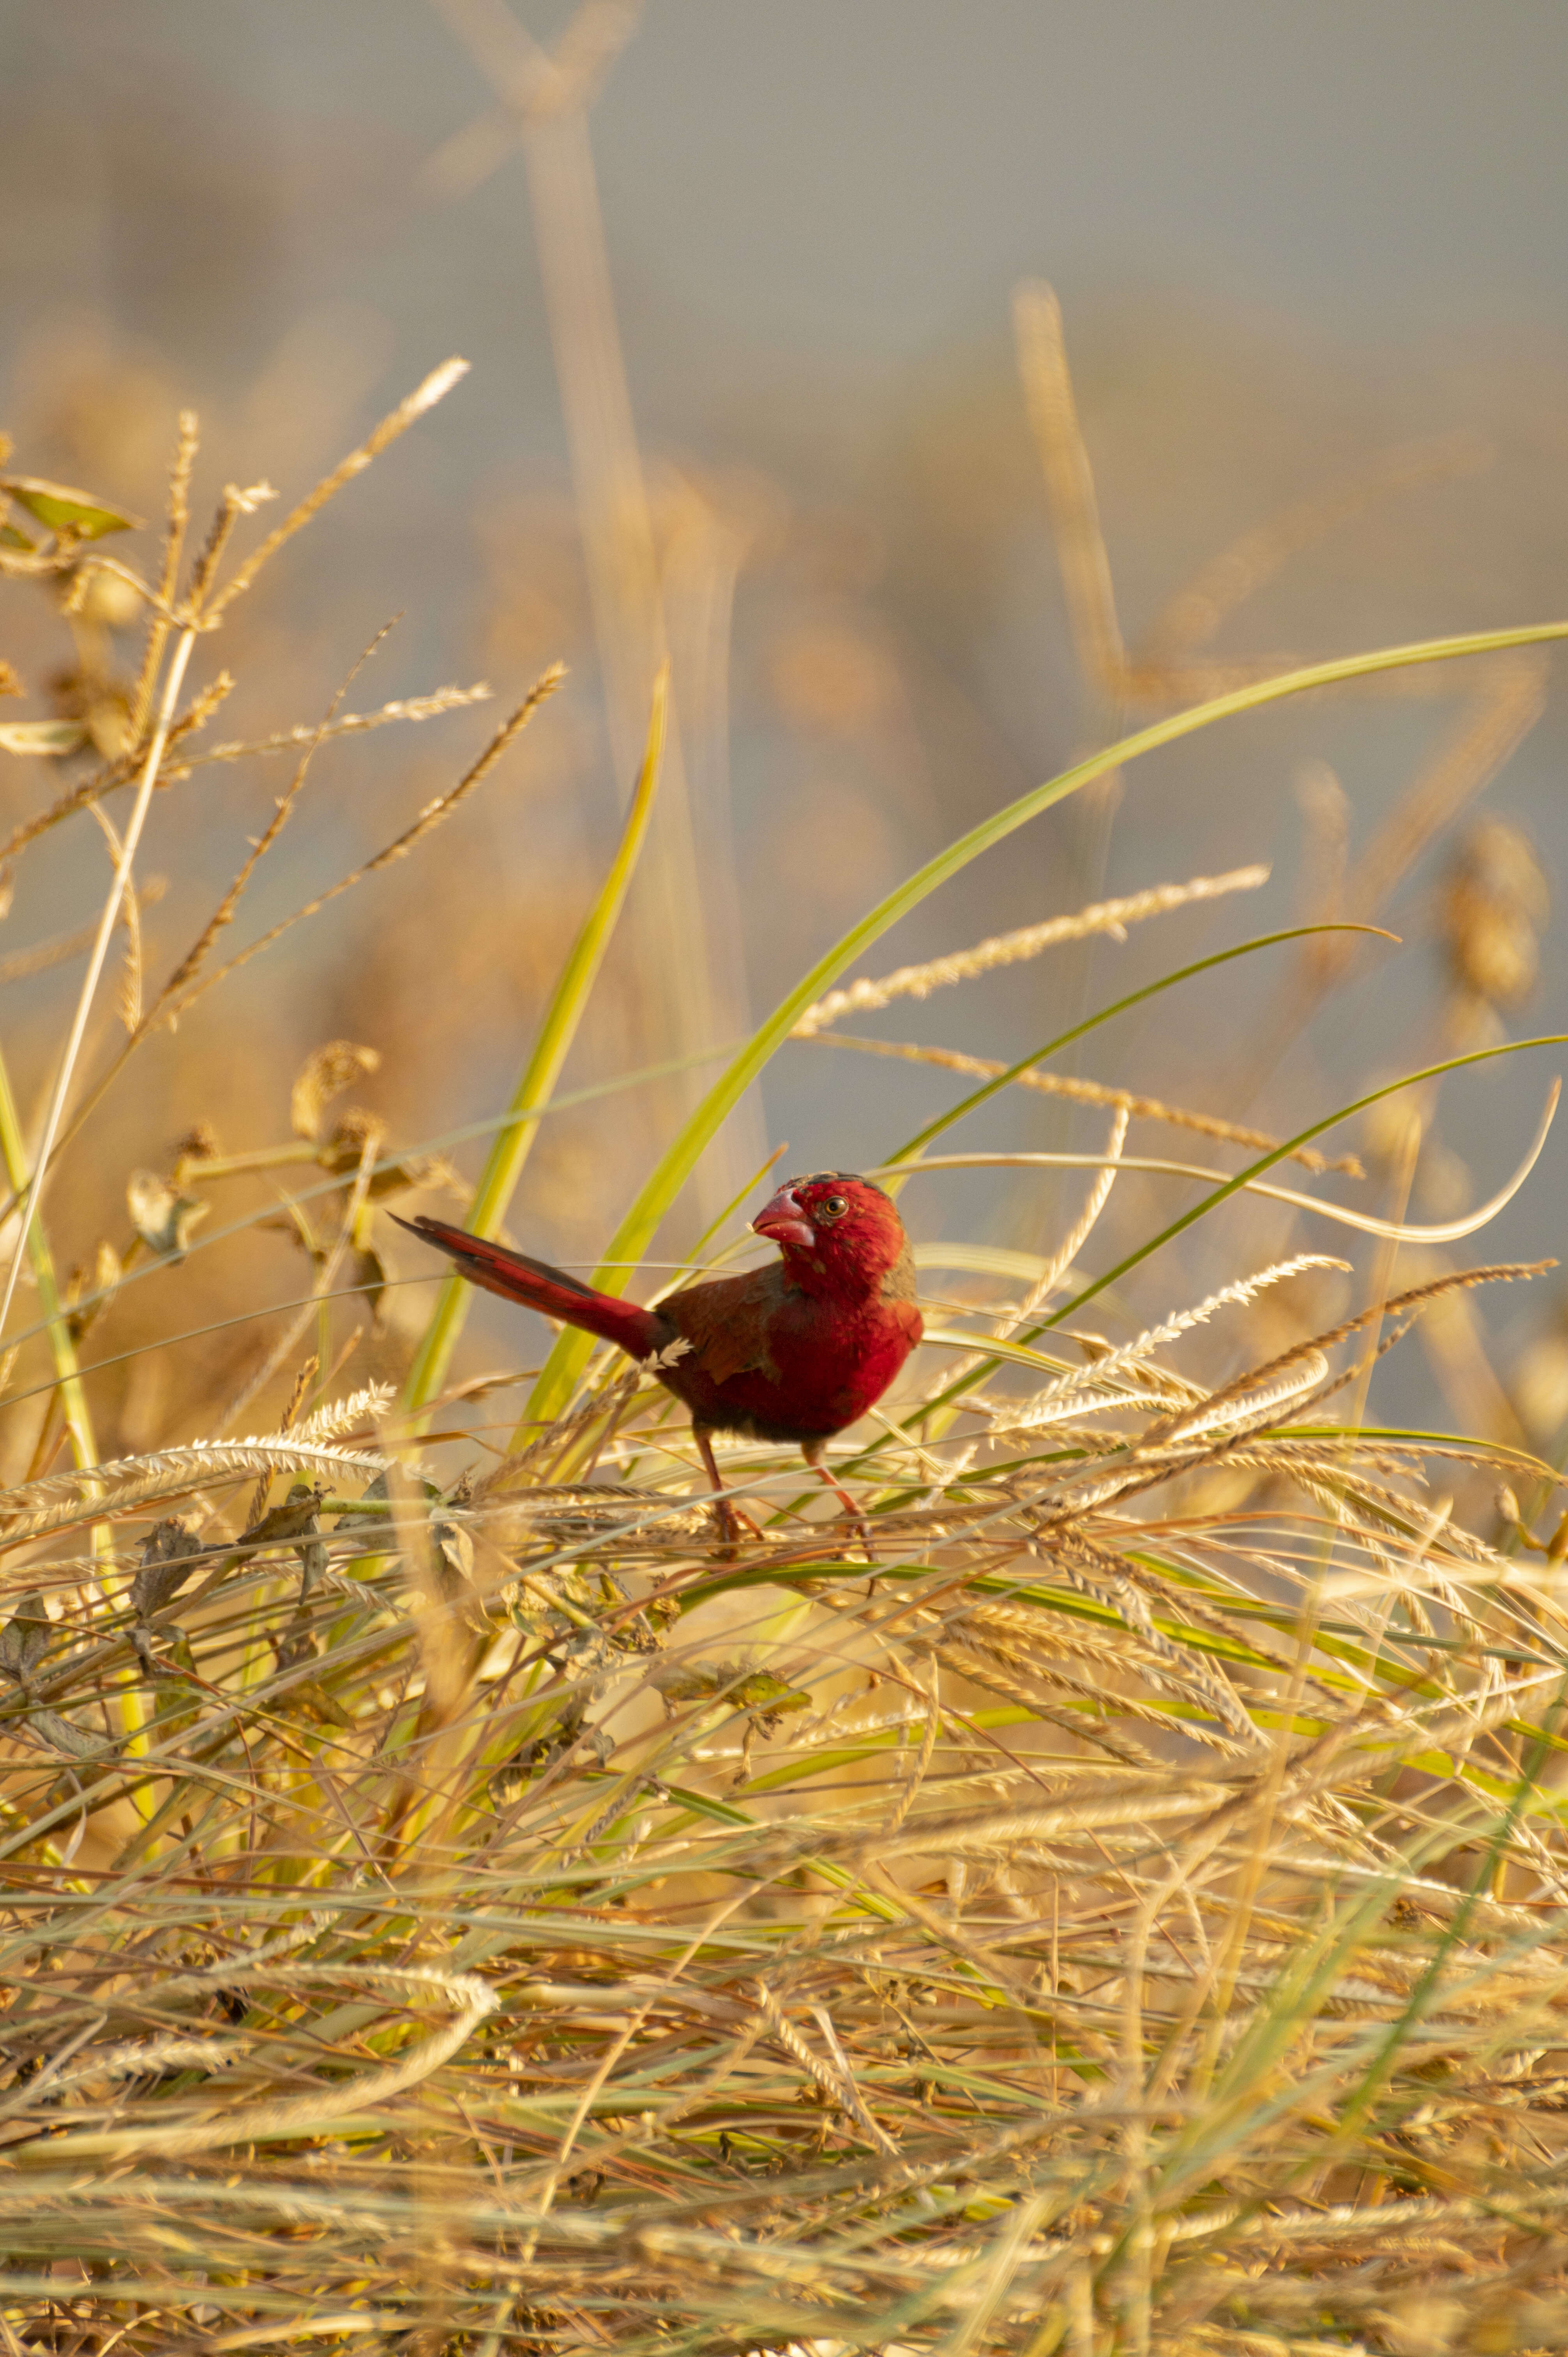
752,1171,911,1293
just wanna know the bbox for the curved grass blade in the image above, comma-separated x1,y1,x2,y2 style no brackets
882,922,1391,1182
878,1090,1555,1242
912,1036,1568,1424
517,615,1568,1441
1055,1044,1563,1325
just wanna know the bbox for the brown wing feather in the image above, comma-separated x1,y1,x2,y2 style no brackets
659,1266,786,1388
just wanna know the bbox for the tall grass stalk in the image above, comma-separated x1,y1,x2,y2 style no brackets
0,1041,97,1475
0,623,196,1341
401,665,667,1419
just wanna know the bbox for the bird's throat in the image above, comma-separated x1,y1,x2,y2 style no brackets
780,1236,906,1307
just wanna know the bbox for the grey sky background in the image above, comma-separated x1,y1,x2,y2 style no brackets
12,6,1568,387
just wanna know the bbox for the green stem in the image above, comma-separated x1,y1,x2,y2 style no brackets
0,1044,152,1790
176,1142,321,1182
401,666,668,1419
0,1035,98,1472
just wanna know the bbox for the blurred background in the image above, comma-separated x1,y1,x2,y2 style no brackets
3,0,1568,1484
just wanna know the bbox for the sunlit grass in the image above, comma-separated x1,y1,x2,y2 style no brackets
2,304,1568,2357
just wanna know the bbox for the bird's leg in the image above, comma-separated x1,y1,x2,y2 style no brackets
802,1441,873,1558
695,1427,762,1548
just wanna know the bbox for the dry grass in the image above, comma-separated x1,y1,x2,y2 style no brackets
2,73,1568,2352
6,1244,1568,2356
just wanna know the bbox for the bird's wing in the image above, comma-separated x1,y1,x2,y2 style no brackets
661,1268,788,1387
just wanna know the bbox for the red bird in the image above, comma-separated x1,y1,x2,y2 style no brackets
398,1173,922,1541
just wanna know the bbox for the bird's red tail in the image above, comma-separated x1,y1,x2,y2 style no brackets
396,1215,663,1359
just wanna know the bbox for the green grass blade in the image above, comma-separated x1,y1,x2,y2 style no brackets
1052,1034,1564,1325
885,921,1388,1178
517,616,1568,1438
0,1035,97,1473
1329,1711,1560,2152
402,666,668,1416
910,1032,1566,1425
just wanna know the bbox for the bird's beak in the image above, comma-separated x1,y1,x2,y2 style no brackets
752,1184,815,1249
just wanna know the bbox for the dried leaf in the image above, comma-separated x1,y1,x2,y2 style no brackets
651,1660,810,1722
316,1105,386,1174
130,1519,205,1620
127,1170,209,1260
173,1121,222,1166
74,561,145,632
1,474,143,539
0,1592,52,1682
94,1225,123,1301
87,695,136,761
284,1676,356,1730
363,1148,463,1201
238,1482,326,1547
291,1041,380,1141
67,1240,122,1341
0,718,88,758
433,1510,479,1622
348,1244,388,1322
30,1707,112,1760
150,1633,202,1732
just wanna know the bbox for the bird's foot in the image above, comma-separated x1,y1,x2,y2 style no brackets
839,1510,876,1564
805,1458,874,1560
712,1498,764,1557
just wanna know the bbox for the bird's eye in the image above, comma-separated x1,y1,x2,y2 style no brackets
820,1194,848,1219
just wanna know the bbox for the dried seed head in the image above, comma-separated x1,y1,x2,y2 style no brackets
793,865,1268,1035
318,1104,388,1175
1441,815,1548,1009
291,1040,381,1141
173,1120,222,1166
85,692,135,760
74,562,143,632
127,1168,209,1260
